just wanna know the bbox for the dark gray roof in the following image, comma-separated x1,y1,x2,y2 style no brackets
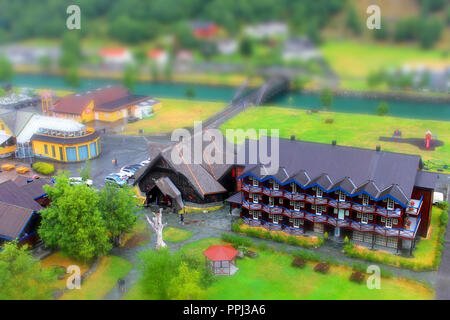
414,171,438,190
0,180,42,211
18,178,53,200
0,201,34,239
238,138,425,205
225,192,242,204
154,177,184,209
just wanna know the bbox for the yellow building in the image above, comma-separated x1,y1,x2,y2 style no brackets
51,85,151,123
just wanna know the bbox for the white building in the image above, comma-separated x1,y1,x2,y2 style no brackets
282,37,321,61
244,22,288,39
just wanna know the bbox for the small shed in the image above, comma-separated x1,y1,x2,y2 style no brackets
203,245,239,276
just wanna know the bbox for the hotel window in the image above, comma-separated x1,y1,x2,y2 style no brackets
338,209,345,220
385,218,393,229
269,197,274,207
250,210,259,220
361,213,369,224
51,145,56,158
252,178,259,187
387,198,395,210
381,217,386,222
316,188,323,198
44,144,48,154
269,214,279,224
345,210,350,216
339,190,346,202
316,206,323,215
393,219,398,225
362,194,369,206
292,218,303,228
278,198,283,205
291,182,297,193
273,180,279,190
294,201,300,211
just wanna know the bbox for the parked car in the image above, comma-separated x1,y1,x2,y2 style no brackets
140,158,151,166
115,172,130,181
69,176,93,186
433,192,444,205
127,116,139,123
105,173,127,187
120,165,141,178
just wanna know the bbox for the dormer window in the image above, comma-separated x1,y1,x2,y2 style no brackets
316,188,323,198
362,194,369,206
273,180,279,190
291,182,297,193
339,190,346,202
252,178,259,187
387,198,395,210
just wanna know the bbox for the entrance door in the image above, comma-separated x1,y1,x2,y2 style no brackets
334,227,340,237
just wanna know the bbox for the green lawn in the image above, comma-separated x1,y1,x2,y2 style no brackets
163,227,194,242
220,106,450,172
61,255,132,300
122,98,225,135
124,238,433,300
321,40,450,90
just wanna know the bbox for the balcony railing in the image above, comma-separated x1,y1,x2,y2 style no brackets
241,198,420,240
241,183,420,218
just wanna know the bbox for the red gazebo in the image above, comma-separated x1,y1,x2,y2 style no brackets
203,245,239,275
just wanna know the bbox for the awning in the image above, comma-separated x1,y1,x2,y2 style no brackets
225,192,242,204
154,177,184,209
0,133,11,145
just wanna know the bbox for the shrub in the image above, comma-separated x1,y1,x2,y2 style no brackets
231,222,241,233
437,201,449,213
376,101,389,116
291,257,306,268
314,262,330,274
344,236,350,244
323,232,329,240
440,210,449,227
350,271,365,284
33,162,55,175
256,242,268,251
221,234,253,248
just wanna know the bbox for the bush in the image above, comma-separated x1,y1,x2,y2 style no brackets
221,234,253,248
344,236,350,244
231,222,241,233
350,271,365,284
440,210,449,227
314,262,330,274
437,201,449,212
376,102,389,116
323,232,329,240
33,162,55,175
291,257,306,268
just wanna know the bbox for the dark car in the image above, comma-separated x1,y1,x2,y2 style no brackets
127,116,139,123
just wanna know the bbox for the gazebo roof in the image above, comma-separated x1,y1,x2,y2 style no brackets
203,245,238,261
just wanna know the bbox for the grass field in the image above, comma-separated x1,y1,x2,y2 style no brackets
220,106,450,172
60,255,132,300
163,227,194,242
345,207,445,270
122,98,225,135
321,40,450,90
125,238,433,300
121,219,151,248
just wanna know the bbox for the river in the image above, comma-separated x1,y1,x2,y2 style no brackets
12,73,450,121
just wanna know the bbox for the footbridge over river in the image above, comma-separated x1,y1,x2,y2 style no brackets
202,74,290,129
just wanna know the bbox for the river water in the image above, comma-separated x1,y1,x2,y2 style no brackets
12,73,450,121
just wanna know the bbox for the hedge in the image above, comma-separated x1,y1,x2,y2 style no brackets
33,162,55,175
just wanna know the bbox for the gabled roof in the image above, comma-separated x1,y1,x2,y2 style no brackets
153,177,184,209
238,137,427,206
0,110,35,136
0,180,42,211
203,245,238,261
18,178,53,200
53,86,131,115
0,201,34,240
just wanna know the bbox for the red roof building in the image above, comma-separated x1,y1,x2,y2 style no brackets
203,245,239,275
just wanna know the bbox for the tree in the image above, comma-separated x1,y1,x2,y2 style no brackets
78,160,92,181
64,66,80,88
168,262,203,300
98,184,138,246
185,87,196,99
145,208,167,249
376,101,389,116
418,18,443,49
59,32,82,70
137,248,179,299
0,55,14,82
123,64,137,91
239,38,253,58
38,55,52,73
150,61,159,81
0,241,56,300
346,4,361,35
319,88,333,110
133,48,147,66
39,173,112,262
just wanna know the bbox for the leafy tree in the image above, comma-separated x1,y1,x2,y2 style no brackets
64,66,80,88
419,0,446,13
239,38,253,58
0,241,56,300
185,87,196,99
319,88,333,110
0,55,14,82
376,101,389,116
98,184,138,246
39,173,112,262
306,18,322,44
137,248,180,299
133,48,148,66
418,18,443,49
123,64,138,91
168,262,203,300
346,4,361,35
78,160,92,181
